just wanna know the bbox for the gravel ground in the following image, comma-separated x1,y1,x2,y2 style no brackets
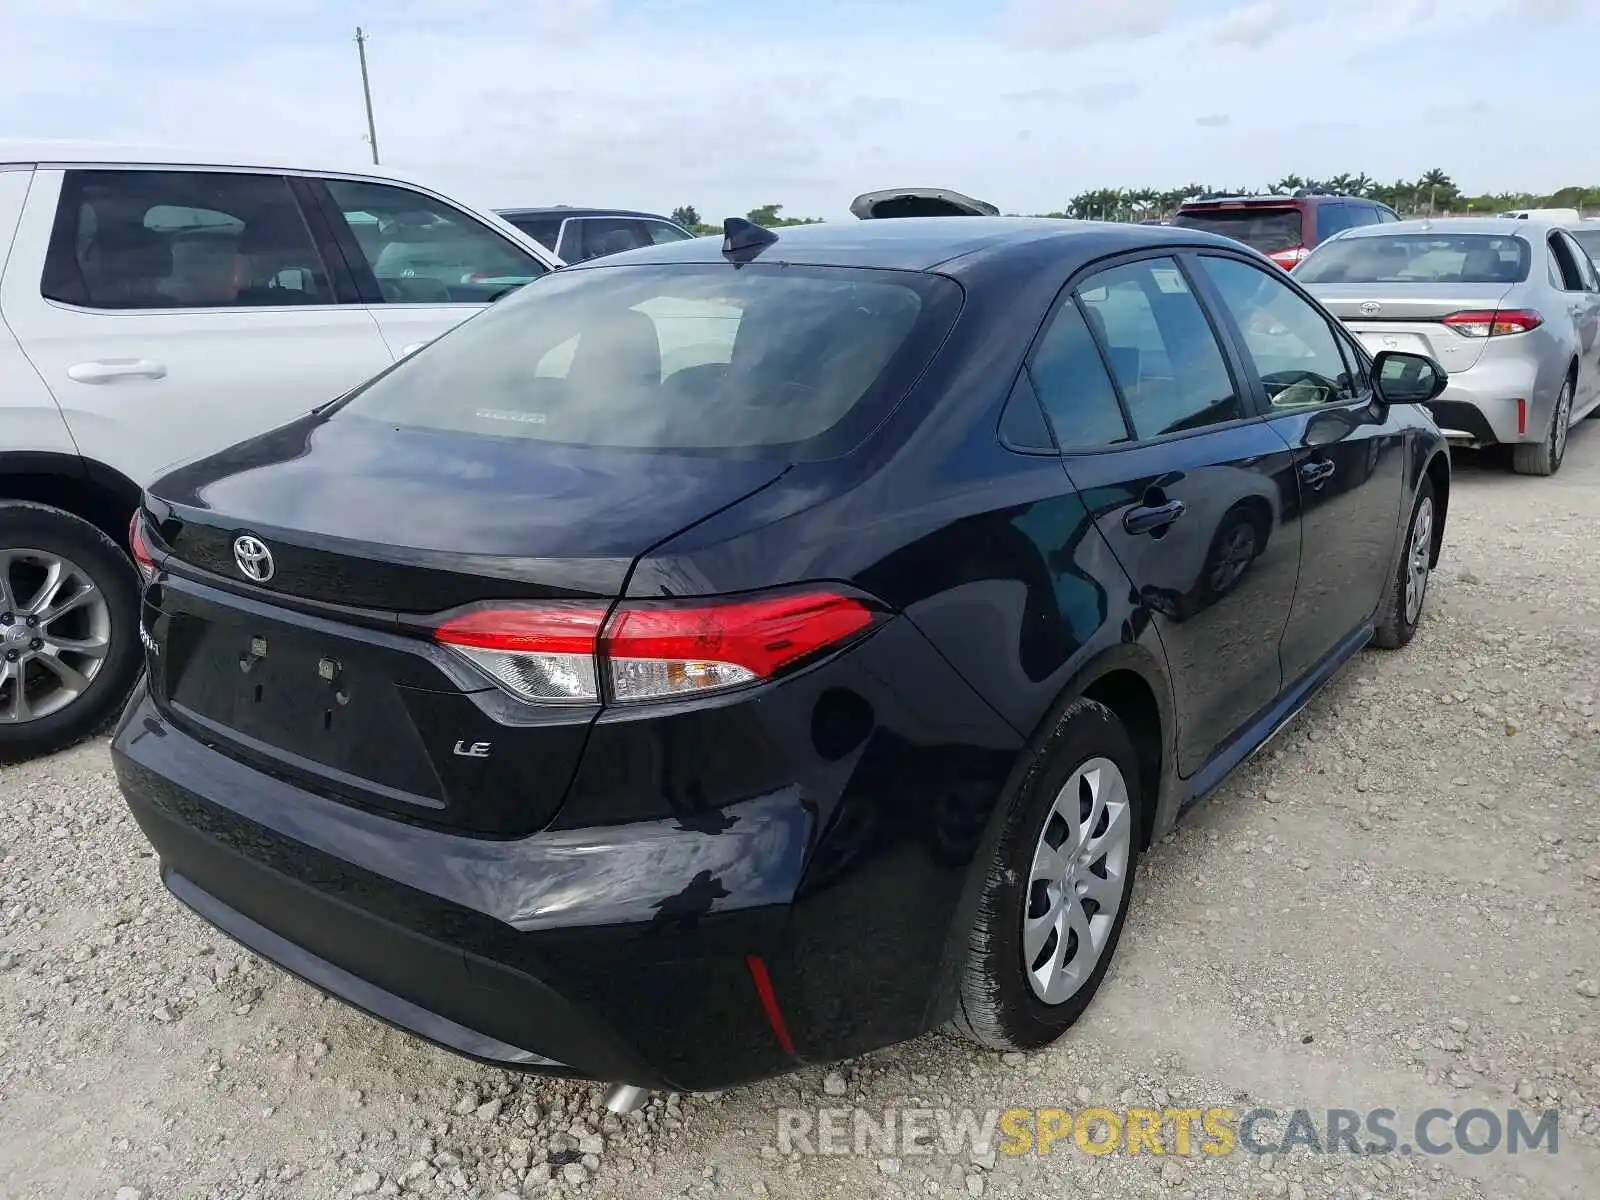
3,425,1598,1200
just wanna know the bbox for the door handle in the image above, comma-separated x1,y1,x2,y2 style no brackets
1123,499,1186,535
67,359,167,383
1299,460,1336,488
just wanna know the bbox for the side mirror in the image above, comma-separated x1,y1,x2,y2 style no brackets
1371,350,1447,405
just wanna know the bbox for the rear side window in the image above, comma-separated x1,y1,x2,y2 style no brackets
1171,207,1304,254
503,214,564,251
1346,203,1384,228
42,169,333,309
334,263,959,454
1296,234,1531,285
644,220,692,246
1027,301,1129,448
1313,203,1354,240
564,217,653,262
1075,257,1244,438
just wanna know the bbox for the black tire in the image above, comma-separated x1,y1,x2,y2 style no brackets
952,698,1142,1051
0,501,143,762
1511,375,1572,476
1372,474,1436,650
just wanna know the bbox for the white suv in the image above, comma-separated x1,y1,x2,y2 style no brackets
0,141,562,760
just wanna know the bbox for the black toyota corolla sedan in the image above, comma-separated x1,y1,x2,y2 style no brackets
113,215,1450,1096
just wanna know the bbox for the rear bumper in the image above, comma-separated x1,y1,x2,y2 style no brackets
111,607,1026,1089
1427,355,1555,445
112,690,812,1091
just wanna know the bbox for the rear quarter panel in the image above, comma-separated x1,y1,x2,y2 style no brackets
0,166,78,457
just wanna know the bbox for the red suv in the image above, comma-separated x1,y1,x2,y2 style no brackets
1171,192,1400,270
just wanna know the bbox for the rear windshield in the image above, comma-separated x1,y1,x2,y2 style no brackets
334,262,960,454
1296,233,1531,285
1170,207,1303,253
1568,227,1600,262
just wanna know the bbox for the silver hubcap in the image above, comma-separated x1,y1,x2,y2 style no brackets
1024,757,1133,1005
0,550,112,724
1404,497,1433,626
1554,383,1571,464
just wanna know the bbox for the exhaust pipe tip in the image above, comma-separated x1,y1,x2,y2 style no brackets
602,1083,649,1115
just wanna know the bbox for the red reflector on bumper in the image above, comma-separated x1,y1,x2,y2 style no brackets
745,954,796,1057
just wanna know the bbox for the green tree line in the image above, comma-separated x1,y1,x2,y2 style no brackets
670,203,823,233
1055,170,1600,221
671,171,1600,233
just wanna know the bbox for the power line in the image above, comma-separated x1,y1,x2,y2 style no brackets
354,26,380,165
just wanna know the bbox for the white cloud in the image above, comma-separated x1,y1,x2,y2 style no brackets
999,0,1175,49
1212,2,1290,47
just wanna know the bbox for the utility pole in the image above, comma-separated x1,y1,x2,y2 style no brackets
354,26,380,165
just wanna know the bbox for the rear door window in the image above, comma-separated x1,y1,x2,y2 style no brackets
1170,207,1303,254
1074,257,1244,437
323,179,549,304
1027,301,1130,448
333,262,961,455
1346,203,1383,228
42,169,335,309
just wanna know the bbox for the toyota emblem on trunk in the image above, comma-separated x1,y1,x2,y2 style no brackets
1359,301,1382,315
233,535,275,583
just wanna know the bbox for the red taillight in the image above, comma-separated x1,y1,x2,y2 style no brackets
128,510,157,583
433,590,879,705
434,605,605,703
1269,246,1309,270
1441,308,1543,338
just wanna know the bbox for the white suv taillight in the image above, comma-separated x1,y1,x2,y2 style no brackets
432,590,881,705
128,510,158,584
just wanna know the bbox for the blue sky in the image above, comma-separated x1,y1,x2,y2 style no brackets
3,0,1595,220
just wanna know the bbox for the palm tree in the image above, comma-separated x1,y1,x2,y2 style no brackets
1348,173,1374,198
1273,174,1305,195
1419,168,1454,215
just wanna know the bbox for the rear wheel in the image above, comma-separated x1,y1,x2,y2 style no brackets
952,698,1141,1051
0,502,143,762
1511,376,1572,476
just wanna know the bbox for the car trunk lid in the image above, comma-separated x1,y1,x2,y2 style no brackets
1306,282,1518,373
141,413,787,836
850,188,999,219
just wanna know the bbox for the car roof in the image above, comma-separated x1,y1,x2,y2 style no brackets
0,138,448,187
562,216,1253,274
496,206,680,223
1333,216,1553,238
1179,194,1354,208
